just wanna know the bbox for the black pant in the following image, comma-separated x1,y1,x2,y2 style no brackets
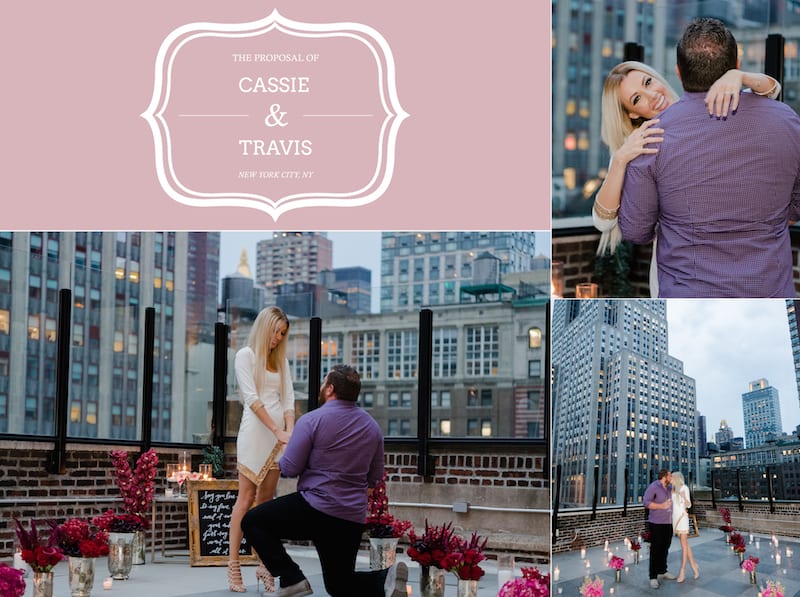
649,523,673,579
241,492,388,597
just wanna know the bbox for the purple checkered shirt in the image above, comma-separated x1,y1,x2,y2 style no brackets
619,92,800,297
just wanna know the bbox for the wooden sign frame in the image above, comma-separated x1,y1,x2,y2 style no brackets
187,479,257,566
687,514,699,538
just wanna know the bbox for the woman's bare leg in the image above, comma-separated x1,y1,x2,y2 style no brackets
230,472,258,560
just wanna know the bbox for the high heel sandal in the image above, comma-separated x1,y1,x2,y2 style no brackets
676,570,685,583
256,563,275,593
228,560,247,593
693,565,700,580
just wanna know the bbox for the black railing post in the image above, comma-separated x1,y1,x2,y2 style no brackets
543,300,551,471
46,289,71,474
211,322,229,449
765,34,785,102
624,42,644,62
417,309,434,478
736,469,744,511
766,465,775,514
140,307,155,454
591,465,600,520
553,463,562,545
623,466,629,516
710,470,717,509
307,317,322,411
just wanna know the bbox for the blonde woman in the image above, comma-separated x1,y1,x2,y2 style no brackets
671,471,699,582
228,307,295,593
594,61,780,296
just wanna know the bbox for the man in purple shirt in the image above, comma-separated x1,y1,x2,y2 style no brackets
619,17,800,298
242,365,408,597
643,469,674,589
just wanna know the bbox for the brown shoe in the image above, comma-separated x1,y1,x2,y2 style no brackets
273,578,312,597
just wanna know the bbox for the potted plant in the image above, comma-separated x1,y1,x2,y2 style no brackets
441,531,488,597
365,474,411,570
200,445,225,478
407,520,458,597
14,518,65,597
52,518,109,597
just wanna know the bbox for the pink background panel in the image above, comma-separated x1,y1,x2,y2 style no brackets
3,1,551,230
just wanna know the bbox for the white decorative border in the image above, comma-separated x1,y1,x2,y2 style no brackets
141,10,408,220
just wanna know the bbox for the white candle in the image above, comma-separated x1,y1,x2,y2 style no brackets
103,578,113,590
581,547,586,559
13,552,24,571
625,567,629,573
786,547,792,557
553,566,560,582
776,553,781,565
609,588,615,594
604,540,609,551
406,584,412,596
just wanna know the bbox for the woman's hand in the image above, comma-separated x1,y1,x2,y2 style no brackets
706,69,742,117
275,429,291,444
615,119,663,166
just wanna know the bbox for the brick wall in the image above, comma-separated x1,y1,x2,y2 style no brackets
0,441,548,560
553,227,800,298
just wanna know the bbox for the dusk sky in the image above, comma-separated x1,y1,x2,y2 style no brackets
667,300,800,445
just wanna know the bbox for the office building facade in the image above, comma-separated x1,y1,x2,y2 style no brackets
379,232,538,313
255,232,333,303
552,299,697,507
742,378,784,449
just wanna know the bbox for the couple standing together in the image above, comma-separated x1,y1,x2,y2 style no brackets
594,17,800,298
644,470,699,590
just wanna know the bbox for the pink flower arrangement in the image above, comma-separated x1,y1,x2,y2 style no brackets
14,518,65,573
608,555,625,571
440,531,488,581
579,576,604,597
719,506,734,534
498,567,550,597
0,563,26,597
92,509,147,533
741,556,759,572
407,520,458,569
762,580,785,597
52,518,110,558
111,448,159,517
365,473,412,539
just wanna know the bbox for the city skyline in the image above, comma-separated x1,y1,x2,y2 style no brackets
667,300,800,445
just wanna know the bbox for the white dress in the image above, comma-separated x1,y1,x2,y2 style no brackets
234,347,295,485
671,485,691,534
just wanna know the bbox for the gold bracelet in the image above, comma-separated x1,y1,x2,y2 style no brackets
594,199,619,220
754,80,778,96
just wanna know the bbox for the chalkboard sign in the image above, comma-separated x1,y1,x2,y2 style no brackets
688,514,699,538
187,479,257,566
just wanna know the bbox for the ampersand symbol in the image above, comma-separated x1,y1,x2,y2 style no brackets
264,103,288,127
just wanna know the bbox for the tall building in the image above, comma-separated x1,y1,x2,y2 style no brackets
0,232,207,442
255,232,333,303
379,232,537,313
318,266,372,314
221,249,265,322
552,300,697,507
697,413,708,458
716,419,735,449
786,300,800,409
551,1,793,222
186,232,220,344
742,378,783,449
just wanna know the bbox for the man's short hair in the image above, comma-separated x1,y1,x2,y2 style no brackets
657,469,671,481
676,17,738,92
326,365,361,402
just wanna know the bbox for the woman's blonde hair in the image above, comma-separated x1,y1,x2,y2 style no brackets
247,306,290,395
601,61,679,152
671,471,685,492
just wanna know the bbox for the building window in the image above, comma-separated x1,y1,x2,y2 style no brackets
320,334,343,378
288,335,309,383
70,401,81,423
527,422,541,438
527,390,541,410
386,330,417,379
0,309,9,334
432,327,457,377
360,392,374,408
432,390,451,408
528,360,542,377
467,418,480,436
528,327,542,348
28,315,40,340
351,331,380,380
465,325,499,376
480,388,492,406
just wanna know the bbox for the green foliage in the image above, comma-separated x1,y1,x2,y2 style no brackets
593,241,633,297
200,445,225,478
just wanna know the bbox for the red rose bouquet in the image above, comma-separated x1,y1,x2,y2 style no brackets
498,566,551,597
407,520,458,569
14,518,64,573
52,518,110,558
111,448,159,518
730,532,746,553
0,563,26,597
92,509,147,533
629,539,641,552
365,474,411,539
441,531,488,581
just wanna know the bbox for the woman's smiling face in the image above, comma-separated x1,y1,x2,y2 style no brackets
618,69,671,120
